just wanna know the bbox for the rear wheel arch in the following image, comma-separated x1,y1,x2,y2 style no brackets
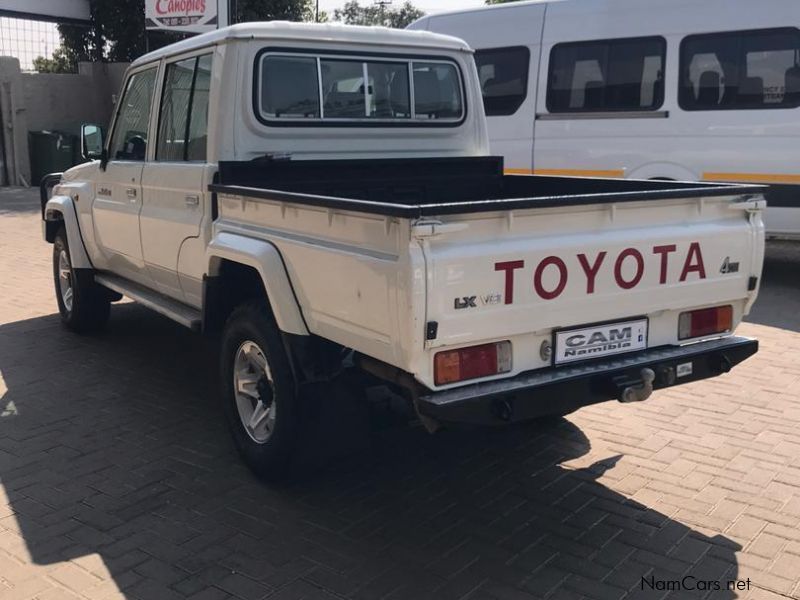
204,259,270,334
203,238,308,338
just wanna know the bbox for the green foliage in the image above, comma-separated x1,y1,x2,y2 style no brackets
32,47,76,74
54,1,148,63
232,0,312,23
485,0,521,4
39,0,315,70
333,0,424,28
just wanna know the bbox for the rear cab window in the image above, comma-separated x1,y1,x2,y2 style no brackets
546,36,666,113
255,50,465,126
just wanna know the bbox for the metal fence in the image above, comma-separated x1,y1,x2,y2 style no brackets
0,16,61,72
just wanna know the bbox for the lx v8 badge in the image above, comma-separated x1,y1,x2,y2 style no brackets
454,293,503,309
454,296,477,309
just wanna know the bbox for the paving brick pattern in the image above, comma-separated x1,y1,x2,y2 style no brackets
1,187,799,600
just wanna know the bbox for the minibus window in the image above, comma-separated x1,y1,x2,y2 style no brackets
547,36,665,113
680,28,800,111
474,46,530,116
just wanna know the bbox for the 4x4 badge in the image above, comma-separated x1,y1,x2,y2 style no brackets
720,257,740,274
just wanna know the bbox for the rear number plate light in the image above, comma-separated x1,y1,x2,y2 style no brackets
679,305,733,340
434,341,512,386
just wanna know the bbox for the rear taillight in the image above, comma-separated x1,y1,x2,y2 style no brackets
434,341,512,386
678,305,733,340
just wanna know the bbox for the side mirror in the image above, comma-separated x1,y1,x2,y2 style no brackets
80,123,105,161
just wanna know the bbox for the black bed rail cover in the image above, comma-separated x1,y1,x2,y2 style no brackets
209,157,767,218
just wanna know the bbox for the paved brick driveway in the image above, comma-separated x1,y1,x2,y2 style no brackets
1,187,799,600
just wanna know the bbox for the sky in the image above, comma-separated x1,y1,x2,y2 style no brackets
319,0,486,15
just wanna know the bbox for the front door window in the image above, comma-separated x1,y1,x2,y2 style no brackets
109,69,157,161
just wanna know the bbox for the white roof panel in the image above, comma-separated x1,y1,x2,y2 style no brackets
132,21,471,66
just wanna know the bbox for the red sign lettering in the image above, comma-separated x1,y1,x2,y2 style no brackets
577,252,606,294
534,256,568,300
614,248,644,289
680,242,706,281
652,244,677,284
494,260,524,305
493,242,707,306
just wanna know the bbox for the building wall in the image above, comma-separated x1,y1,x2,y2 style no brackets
0,57,129,186
22,62,128,133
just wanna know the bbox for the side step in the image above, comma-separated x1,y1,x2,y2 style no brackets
95,273,202,331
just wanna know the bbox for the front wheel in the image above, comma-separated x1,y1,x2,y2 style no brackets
53,227,110,333
219,300,301,480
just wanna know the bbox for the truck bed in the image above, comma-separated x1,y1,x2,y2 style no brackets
208,157,764,217
209,155,765,395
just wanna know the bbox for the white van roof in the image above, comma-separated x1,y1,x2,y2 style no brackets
410,0,558,23
132,21,471,67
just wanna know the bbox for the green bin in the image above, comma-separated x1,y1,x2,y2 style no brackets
28,131,79,186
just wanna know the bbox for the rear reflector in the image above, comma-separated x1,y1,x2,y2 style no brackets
434,341,512,386
678,305,733,340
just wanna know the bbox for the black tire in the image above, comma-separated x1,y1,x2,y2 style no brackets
219,300,301,481
53,226,110,333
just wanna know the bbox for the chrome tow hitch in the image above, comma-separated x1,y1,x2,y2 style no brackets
616,368,656,403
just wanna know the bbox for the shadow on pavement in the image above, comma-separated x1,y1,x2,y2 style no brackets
745,241,800,333
0,304,742,599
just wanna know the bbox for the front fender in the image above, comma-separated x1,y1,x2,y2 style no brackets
43,196,92,270
207,232,309,336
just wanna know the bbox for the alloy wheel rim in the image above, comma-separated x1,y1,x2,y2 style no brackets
233,340,277,444
58,250,73,312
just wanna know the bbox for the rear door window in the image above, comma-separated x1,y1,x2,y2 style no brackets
156,53,213,161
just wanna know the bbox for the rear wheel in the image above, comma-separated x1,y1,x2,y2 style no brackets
220,300,301,480
53,227,110,333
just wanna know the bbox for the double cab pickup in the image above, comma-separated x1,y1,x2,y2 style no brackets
42,22,765,479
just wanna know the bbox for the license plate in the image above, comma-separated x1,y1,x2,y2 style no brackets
554,318,648,365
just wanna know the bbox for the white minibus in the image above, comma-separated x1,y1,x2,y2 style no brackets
409,0,800,238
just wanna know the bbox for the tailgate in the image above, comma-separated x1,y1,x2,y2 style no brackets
417,193,764,386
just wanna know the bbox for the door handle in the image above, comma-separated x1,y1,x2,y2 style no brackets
185,195,200,207
126,187,137,200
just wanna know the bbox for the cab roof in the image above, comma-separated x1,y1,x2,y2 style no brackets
132,21,471,67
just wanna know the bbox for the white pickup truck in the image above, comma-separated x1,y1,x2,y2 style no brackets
42,22,765,479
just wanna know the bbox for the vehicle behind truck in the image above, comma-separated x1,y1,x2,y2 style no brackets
409,0,800,239
41,22,765,480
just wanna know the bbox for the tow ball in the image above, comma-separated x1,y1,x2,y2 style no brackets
615,368,656,403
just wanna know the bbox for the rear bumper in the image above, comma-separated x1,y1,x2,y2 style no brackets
417,336,758,426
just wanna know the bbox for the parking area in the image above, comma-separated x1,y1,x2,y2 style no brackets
1,186,799,600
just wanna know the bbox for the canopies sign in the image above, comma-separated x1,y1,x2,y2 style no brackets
145,0,218,32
